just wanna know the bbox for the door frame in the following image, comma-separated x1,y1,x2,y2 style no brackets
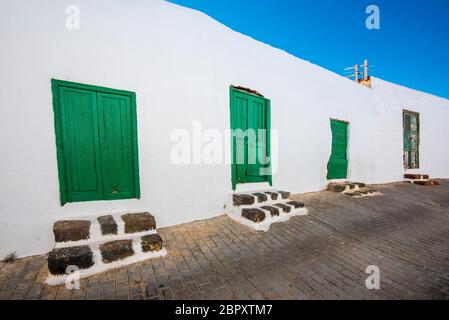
229,86,272,190
51,79,140,205
403,109,420,169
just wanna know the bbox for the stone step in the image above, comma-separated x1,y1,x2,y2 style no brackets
413,180,439,186
240,201,305,223
344,188,380,197
46,212,166,285
404,173,430,180
232,190,291,207
226,189,307,231
53,212,156,245
46,232,166,284
328,182,366,193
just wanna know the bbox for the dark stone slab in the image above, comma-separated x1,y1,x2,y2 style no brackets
261,206,280,217
287,201,305,209
413,180,438,186
47,245,94,275
278,191,291,200
121,213,156,234
241,208,265,223
274,203,291,213
404,174,426,180
328,183,346,193
97,215,118,236
353,182,366,188
264,192,279,200
348,183,356,189
141,234,163,252
100,240,134,263
253,193,268,203
53,220,91,242
233,194,255,206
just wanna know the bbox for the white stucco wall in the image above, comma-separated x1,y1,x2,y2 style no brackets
1,0,448,258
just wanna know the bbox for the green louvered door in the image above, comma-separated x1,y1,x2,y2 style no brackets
230,87,271,190
403,110,419,169
327,119,349,179
52,80,140,205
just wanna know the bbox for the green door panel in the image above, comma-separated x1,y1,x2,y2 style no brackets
97,93,135,200
52,79,140,205
230,87,271,190
59,87,104,202
327,119,348,179
403,110,419,169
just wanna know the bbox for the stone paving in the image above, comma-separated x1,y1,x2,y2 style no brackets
1,180,449,300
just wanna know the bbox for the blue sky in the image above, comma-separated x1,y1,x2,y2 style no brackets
169,0,449,100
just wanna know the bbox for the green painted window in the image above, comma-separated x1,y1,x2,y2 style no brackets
230,87,272,190
327,119,349,180
52,79,140,205
403,110,420,169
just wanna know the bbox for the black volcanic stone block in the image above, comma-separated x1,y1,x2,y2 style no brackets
121,213,156,234
233,194,255,206
261,206,280,217
287,201,305,209
141,234,163,252
97,215,118,235
241,208,265,222
47,245,94,275
100,240,134,263
264,192,279,200
278,191,291,199
274,203,291,213
53,220,91,242
253,193,268,203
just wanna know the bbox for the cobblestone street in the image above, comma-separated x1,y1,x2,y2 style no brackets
1,181,449,300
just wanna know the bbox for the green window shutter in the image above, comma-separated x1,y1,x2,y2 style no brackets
327,119,348,180
52,80,140,205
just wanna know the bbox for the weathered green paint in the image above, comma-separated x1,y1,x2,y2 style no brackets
403,110,420,169
327,119,349,179
230,87,271,190
52,79,140,205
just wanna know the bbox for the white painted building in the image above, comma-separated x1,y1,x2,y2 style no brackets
1,0,449,259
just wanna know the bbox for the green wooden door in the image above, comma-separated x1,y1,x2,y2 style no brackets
52,80,140,205
230,87,271,190
59,86,104,202
403,110,419,169
327,119,349,179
